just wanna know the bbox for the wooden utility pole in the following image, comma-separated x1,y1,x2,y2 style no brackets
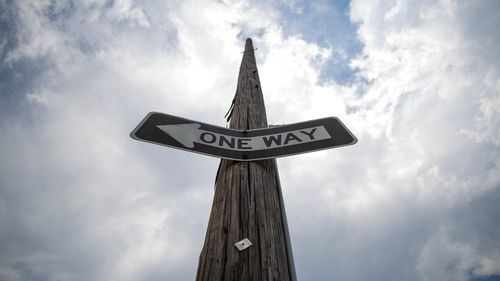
196,38,297,281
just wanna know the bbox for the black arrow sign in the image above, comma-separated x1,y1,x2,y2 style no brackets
130,112,357,161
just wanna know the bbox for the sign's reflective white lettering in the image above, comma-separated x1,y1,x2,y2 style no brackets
156,124,331,151
130,112,357,161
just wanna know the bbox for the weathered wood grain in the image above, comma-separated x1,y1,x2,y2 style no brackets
195,38,296,281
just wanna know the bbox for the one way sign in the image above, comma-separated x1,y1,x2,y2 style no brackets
130,112,357,161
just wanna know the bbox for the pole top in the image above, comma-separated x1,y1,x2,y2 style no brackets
245,38,254,51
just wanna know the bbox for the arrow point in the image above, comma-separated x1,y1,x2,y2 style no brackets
157,123,201,148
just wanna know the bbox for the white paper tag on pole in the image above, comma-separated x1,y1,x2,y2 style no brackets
235,238,252,251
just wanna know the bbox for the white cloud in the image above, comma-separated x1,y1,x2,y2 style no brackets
4,1,65,62
417,225,500,281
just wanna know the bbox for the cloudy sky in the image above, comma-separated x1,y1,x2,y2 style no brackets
1,0,499,280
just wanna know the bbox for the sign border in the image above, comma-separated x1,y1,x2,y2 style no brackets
130,112,358,161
